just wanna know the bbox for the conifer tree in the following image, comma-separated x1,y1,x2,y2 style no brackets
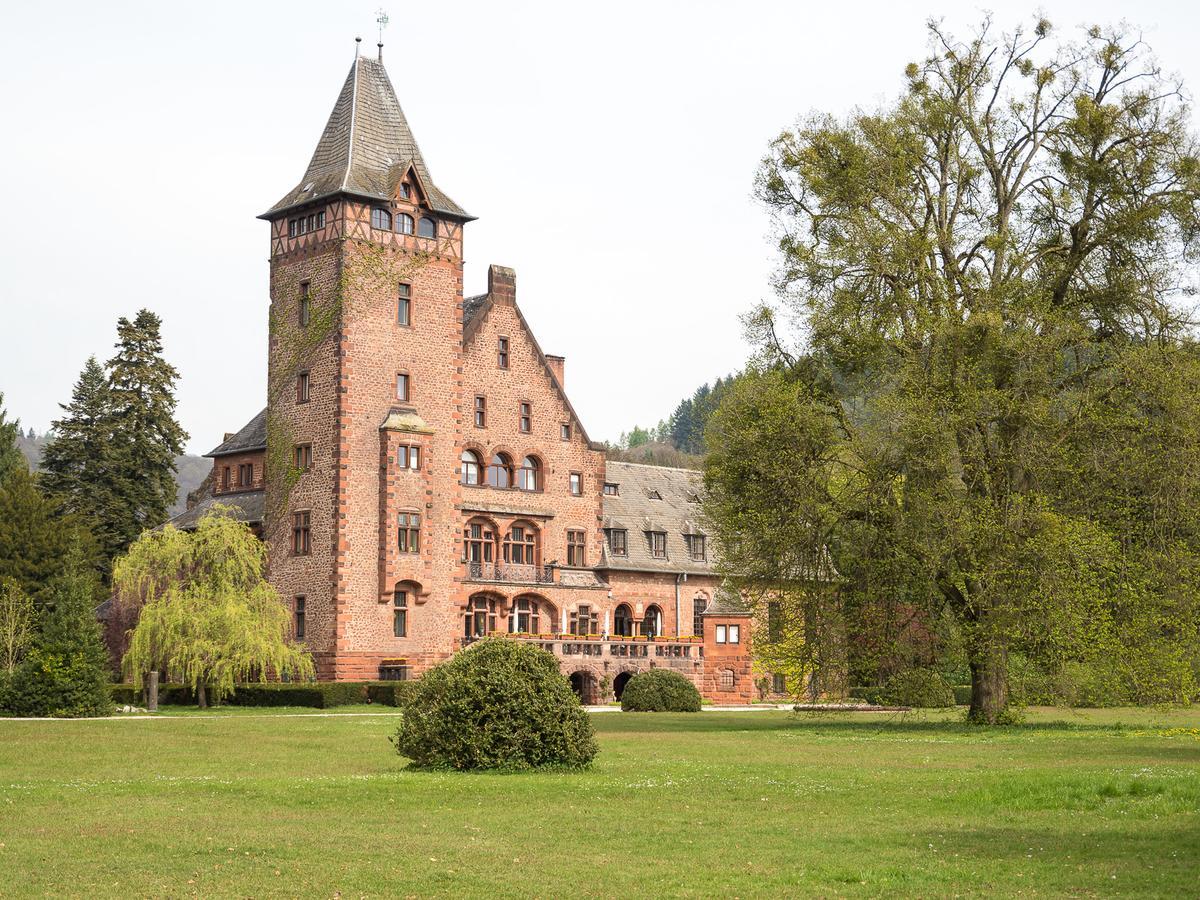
0,392,24,484
3,544,113,717
40,357,127,562
105,310,188,551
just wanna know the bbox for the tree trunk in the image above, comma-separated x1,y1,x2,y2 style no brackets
967,643,1009,724
145,671,159,712
197,682,207,709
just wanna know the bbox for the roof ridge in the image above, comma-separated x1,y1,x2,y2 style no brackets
340,57,360,192
606,460,703,475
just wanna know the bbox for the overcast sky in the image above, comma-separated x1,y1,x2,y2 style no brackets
1,1,1197,453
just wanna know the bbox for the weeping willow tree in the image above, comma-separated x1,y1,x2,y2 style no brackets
115,508,312,706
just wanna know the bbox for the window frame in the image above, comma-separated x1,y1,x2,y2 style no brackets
569,472,583,496
292,510,312,556
560,422,571,441
566,529,586,567
497,337,509,369
294,443,313,472
417,216,436,239
393,589,408,638
396,371,410,403
519,401,531,433
474,395,486,428
294,595,306,640
299,281,311,327
371,207,393,231
648,530,667,558
517,455,541,492
397,512,421,554
607,528,627,557
460,449,483,486
296,371,311,404
397,283,412,326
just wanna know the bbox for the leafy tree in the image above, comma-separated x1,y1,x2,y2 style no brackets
106,309,188,551
117,508,313,707
2,545,112,717
709,18,1200,722
0,577,35,673
0,391,24,484
40,357,127,564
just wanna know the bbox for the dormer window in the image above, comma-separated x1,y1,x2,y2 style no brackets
417,217,436,239
371,208,392,231
397,213,414,235
603,482,619,496
647,489,662,501
398,183,411,200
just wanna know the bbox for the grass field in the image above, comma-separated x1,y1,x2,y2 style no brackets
1,707,1197,898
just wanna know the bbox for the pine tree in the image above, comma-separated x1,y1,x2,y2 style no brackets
106,310,188,552
40,357,127,562
3,543,113,717
0,392,24,484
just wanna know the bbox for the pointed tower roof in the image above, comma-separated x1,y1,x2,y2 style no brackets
262,56,471,220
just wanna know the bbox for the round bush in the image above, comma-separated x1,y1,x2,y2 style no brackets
881,668,955,708
391,637,597,770
620,669,702,712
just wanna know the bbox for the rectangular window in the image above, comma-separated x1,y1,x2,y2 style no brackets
393,590,408,638
398,512,421,553
560,423,571,441
221,466,231,490
498,337,509,369
294,596,306,640
292,511,311,556
474,395,486,428
519,401,531,433
603,482,619,496
299,282,311,327
397,283,411,326
396,372,410,402
607,528,627,556
569,472,582,496
728,624,740,644
649,531,667,558
294,443,312,472
567,530,586,567
688,534,706,562
237,463,254,487
716,624,727,644
693,597,707,638
772,673,786,693
297,371,310,403
397,445,420,470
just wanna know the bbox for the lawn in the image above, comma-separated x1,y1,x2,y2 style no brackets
0,708,1197,897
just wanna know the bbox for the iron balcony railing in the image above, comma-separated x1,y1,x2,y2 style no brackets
466,560,555,584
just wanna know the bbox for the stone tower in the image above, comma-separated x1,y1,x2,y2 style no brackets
260,54,473,678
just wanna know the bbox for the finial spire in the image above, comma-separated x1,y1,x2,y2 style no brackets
376,8,389,61
355,36,362,57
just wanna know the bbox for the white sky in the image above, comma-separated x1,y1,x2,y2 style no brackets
1,0,1197,453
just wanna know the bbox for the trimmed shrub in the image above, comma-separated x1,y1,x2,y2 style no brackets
109,683,193,706
392,637,597,770
620,669,702,712
881,669,955,708
228,682,370,708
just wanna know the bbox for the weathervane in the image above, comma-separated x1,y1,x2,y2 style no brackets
376,8,389,46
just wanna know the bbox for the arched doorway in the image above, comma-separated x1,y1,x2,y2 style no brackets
569,670,597,704
613,671,633,701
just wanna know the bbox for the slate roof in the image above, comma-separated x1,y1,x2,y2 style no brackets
263,56,470,220
166,490,265,531
205,408,268,458
598,462,715,575
462,293,488,326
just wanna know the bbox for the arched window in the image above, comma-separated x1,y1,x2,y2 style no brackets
693,595,707,638
503,523,538,566
486,452,513,489
641,604,663,638
417,216,436,238
463,518,496,565
371,208,392,230
393,587,408,637
460,449,482,486
517,456,541,492
509,596,543,634
464,595,497,639
397,213,414,234
613,603,633,637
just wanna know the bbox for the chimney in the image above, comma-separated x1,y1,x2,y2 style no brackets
488,264,516,305
546,355,565,386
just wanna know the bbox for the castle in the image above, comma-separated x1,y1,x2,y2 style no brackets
174,50,753,704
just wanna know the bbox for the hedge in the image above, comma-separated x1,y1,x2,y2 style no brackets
881,669,956,708
108,680,421,709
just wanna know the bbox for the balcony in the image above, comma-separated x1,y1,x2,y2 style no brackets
462,632,705,659
466,560,555,585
